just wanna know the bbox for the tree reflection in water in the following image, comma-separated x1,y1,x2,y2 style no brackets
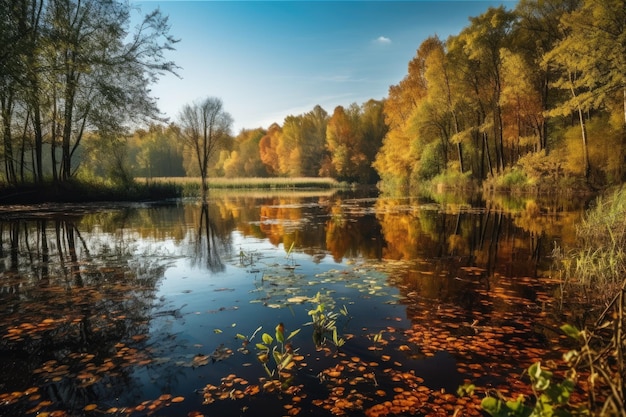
0,213,167,415
0,193,591,417
191,202,229,272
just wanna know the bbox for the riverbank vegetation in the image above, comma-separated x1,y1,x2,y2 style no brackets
474,186,626,417
139,176,341,190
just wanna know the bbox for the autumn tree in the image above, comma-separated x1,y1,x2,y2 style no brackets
300,105,329,176
325,102,386,183
222,128,267,178
421,37,466,174
177,97,233,200
259,123,281,176
544,0,626,180
358,99,388,183
274,107,328,177
373,41,430,190
277,115,304,177
326,105,362,182
512,0,581,152
499,49,544,161
457,6,515,173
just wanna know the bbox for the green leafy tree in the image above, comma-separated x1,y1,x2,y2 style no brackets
0,0,179,185
373,41,429,190
134,124,184,178
49,0,179,182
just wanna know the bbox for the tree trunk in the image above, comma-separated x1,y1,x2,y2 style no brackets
1,91,17,185
576,104,590,179
32,102,43,183
569,74,590,179
61,71,77,182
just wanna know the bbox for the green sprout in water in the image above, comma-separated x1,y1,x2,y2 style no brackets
305,292,349,349
255,323,301,389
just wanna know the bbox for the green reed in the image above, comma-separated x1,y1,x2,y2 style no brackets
567,185,626,292
137,176,342,190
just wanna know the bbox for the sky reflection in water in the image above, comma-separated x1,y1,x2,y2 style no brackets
0,192,586,416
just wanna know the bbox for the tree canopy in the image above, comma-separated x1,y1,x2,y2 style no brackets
0,0,178,185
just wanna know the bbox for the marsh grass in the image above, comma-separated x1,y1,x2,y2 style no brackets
138,177,343,195
555,185,626,301
574,186,626,285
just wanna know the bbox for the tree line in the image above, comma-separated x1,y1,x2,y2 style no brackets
375,0,626,191
82,99,388,187
2,0,625,191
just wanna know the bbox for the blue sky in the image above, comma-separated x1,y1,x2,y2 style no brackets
132,1,515,133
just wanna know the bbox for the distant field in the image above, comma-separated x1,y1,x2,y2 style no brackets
136,176,341,189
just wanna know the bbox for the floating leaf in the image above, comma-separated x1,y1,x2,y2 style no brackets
262,333,273,345
191,355,210,367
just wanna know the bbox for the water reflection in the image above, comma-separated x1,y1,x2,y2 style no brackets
188,202,230,272
0,192,589,416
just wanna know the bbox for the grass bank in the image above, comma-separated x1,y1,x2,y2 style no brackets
138,176,345,197
0,177,346,204
139,176,341,189
554,184,626,302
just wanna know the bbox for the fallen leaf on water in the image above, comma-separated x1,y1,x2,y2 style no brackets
192,355,210,367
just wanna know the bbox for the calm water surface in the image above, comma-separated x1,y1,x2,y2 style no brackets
0,190,588,417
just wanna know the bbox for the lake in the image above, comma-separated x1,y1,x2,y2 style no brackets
0,189,589,417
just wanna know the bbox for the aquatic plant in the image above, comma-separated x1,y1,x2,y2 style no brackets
480,361,578,417
305,292,349,349
255,323,301,388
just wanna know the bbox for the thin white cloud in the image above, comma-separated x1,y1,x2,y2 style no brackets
374,36,392,45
